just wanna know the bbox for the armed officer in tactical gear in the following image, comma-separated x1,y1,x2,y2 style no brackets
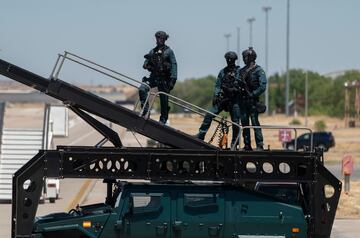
139,31,177,124
196,51,241,147
239,47,267,151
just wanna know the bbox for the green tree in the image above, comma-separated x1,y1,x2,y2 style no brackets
171,75,216,112
162,69,360,118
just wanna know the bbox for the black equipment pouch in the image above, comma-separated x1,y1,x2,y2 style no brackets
255,101,267,113
214,93,230,112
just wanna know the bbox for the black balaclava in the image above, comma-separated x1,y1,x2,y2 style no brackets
224,51,238,68
242,47,257,66
155,31,169,47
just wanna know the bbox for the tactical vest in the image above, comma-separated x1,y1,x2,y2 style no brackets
241,65,259,93
221,66,239,91
148,46,171,77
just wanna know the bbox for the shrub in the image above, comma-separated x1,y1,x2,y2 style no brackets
314,120,327,131
289,118,301,125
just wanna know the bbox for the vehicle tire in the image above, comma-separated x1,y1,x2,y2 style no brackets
318,144,328,152
49,198,56,203
287,144,295,151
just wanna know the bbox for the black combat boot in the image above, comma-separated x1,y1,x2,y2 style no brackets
242,145,253,151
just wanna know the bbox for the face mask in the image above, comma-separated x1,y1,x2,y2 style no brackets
156,37,165,46
227,59,236,67
243,55,251,65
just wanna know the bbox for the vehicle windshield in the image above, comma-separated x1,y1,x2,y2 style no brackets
299,133,310,140
257,184,300,205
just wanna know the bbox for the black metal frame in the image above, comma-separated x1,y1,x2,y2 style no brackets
12,147,340,238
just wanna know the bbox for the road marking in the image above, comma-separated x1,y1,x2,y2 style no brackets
67,179,92,211
65,121,100,209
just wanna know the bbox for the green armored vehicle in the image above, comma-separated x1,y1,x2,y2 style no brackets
0,55,341,238
33,182,308,238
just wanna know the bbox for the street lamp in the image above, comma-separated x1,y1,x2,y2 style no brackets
224,33,231,52
305,71,308,126
236,27,240,58
247,17,255,47
262,6,271,115
285,0,291,116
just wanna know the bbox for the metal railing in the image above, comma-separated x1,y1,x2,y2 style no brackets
49,51,240,149
145,90,242,149
50,51,151,97
48,51,315,152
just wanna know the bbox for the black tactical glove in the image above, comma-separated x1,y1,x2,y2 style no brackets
142,76,149,83
240,80,248,88
212,95,220,106
169,77,176,91
143,64,153,72
249,92,255,99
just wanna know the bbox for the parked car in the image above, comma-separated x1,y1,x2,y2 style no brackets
283,132,335,151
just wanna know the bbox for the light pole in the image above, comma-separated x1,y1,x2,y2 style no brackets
285,0,290,116
224,33,231,51
305,71,308,126
236,27,240,58
262,6,271,115
247,17,255,47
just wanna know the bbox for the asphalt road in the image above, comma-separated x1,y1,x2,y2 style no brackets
331,219,360,238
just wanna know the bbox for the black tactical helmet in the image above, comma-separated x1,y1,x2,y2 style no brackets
224,51,238,61
242,47,257,62
155,31,169,40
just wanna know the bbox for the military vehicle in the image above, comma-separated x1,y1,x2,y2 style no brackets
0,52,341,238
33,182,309,238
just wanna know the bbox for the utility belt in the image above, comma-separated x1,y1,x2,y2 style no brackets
142,75,171,92
152,70,171,78
215,92,239,112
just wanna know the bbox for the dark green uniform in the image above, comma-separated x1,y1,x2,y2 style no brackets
197,65,241,146
139,44,177,123
239,64,267,149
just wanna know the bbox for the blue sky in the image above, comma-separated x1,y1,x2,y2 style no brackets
0,0,359,84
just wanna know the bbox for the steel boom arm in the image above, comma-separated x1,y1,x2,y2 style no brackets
0,58,215,150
